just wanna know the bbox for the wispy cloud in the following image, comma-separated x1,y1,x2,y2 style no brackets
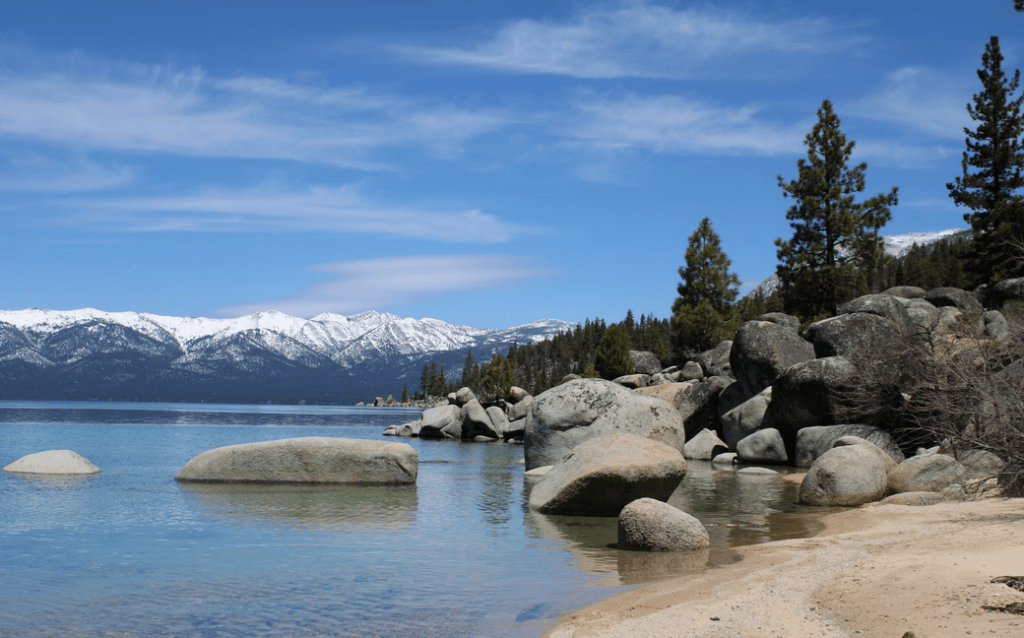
66,184,531,241
563,92,807,156
213,254,555,317
0,152,134,192
0,50,512,167
850,66,971,138
396,1,864,79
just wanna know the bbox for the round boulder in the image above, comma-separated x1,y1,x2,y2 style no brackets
525,379,683,470
799,444,889,506
617,497,710,552
175,437,418,484
528,433,686,516
3,449,100,475
682,428,728,460
736,428,788,464
888,454,967,494
795,424,904,468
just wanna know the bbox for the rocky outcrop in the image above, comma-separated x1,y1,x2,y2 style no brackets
730,320,815,398
925,287,983,314
794,424,904,468
528,433,686,516
3,449,101,475
635,376,731,442
524,379,683,470
768,355,858,442
175,437,418,484
417,404,465,439
720,386,772,450
630,350,663,375
799,444,890,506
695,340,733,378
617,498,709,551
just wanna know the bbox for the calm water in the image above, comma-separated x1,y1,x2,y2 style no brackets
0,401,823,638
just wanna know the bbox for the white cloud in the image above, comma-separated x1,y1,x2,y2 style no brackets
397,1,863,79
564,92,807,156
0,51,512,166
67,184,530,242
0,152,134,192
213,254,554,317
851,66,971,138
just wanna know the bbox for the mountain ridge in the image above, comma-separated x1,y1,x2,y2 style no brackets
0,309,573,404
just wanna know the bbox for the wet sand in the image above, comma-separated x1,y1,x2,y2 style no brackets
545,498,1024,638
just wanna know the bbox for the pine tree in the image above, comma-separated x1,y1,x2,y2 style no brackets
480,353,514,401
947,35,1024,283
460,349,480,392
671,217,740,355
775,99,898,318
594,324,633,380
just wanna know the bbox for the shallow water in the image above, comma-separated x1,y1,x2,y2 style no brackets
0,401,822,637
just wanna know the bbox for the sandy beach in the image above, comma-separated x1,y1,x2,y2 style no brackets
545,497,1024,638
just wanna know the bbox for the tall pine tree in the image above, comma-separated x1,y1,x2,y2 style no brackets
671,217,740,356
947,35,1024,283
775,99,898,318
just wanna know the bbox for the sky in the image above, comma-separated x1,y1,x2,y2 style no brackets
0,0,1019,328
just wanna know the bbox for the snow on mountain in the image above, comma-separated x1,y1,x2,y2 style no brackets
0,307,572,369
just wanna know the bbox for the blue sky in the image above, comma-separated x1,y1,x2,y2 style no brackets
0,0,1017,328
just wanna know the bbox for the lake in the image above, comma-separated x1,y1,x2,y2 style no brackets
0,401,822,637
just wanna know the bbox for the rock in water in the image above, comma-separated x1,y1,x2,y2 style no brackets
618,497,709,552
3,449,101,475
175,437,418,484
528,433,686,516
524,378,682,470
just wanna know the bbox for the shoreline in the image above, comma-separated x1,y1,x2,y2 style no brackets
544,498,1024,638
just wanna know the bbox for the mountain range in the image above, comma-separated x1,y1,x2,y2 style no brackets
0,228,969,405
0,309,573,404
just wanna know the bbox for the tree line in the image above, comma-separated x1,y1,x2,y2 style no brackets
416,33,1024,400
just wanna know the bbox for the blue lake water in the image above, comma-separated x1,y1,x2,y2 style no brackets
0,401,823,638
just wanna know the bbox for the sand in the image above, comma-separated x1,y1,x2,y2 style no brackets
545,498,1024,638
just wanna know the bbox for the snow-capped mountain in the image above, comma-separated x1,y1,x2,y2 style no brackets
750,228,970,296
0,309,573,404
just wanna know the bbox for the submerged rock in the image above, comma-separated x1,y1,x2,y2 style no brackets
3,449,100,475
175,437,418,485
617,498,709,552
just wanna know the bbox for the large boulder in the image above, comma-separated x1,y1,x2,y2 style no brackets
418,404,465,439
682,428,728,460
486,406,511,439
695,340,733,378
805,313,910,384
617,498,709,552
730,320,815,397
455,387,478,406
528,433,686,516
735,428,788,464
958,449,1007,481
925,287,983,314
768,356,859,445
174,437,418,484
524,379,683,470
888,454,967,494
3,449,100,475
635,376,731,442
838,293,914,326
795,424,905,468
720,386,772,450
630,350,663,375
799,444,890,506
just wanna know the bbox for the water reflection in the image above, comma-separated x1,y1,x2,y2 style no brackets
179,482,418,531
